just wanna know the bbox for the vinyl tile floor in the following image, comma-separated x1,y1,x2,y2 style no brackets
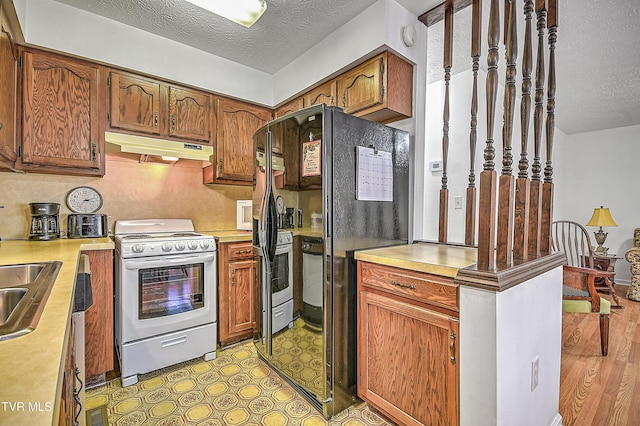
86,340,392,426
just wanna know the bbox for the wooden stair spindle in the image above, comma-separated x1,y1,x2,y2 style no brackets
465,0,482,247
528,0,547,258
541,0,557,255
439,5,454,243
477,0,500,270
496,0,518,265
514,0,534,260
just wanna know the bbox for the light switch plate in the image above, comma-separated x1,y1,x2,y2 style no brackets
429,160,443,172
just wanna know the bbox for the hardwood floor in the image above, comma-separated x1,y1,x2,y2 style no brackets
560,285,640,425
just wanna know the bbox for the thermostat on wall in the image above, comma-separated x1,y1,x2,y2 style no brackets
429,160,443,172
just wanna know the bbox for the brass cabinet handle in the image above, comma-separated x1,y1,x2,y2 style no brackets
234,249,252,255
91,143,97,162
450,331,457,365
154,112,159,127
391,280,416,290
231,269,235,286
171,114,176,132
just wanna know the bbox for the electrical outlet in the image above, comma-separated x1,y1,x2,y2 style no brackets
531,356,539,391
454,196,463,209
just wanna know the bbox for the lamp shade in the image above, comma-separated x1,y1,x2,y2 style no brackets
586,206,618,227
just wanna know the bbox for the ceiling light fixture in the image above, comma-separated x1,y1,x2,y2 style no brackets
185,0,267,28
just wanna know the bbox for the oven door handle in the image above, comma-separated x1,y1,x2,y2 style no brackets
124,254,215,270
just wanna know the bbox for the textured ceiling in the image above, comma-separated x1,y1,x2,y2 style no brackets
52,0,380,74
52,0,640,135
425,0,640,135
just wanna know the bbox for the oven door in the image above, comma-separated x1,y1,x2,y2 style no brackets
120,252,216,342
264,244,293,308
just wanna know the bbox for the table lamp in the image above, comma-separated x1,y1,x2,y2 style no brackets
586,206,618,255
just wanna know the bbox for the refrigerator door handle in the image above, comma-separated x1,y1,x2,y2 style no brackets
263,129,274,356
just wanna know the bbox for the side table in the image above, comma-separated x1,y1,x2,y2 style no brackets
593,253,623,308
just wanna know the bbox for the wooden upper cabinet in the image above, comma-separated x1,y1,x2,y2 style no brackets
168,86,212,143
304,80,337,108
274,97,304,119
214,97,271,182
336,51,413,124
107,70,214,145
108,72,161,136
0,6,17,168
20,49,104,176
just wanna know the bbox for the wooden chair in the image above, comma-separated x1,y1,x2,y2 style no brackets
552,220,623,308
552,220,614,355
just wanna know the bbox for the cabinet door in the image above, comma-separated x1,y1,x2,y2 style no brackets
273,97,303,156
83,250,115,380
108,71,161,136
358,290,459,426
216,98,271,182
304,80,337,107
228,259,255,336
337,55,384,115
168,85,213,144
0,10,17,166
21,51,103,174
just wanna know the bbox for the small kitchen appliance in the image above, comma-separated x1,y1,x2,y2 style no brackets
29,202,61,240
67,214,109,238
113,219,218,387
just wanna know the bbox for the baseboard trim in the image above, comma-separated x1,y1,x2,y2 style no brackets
550,412,563,426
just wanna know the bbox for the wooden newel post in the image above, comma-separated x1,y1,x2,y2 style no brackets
514,0,534,260
477,0,500,270
496,0,517,265
466,0,482,247
541,0,557,255
528,0,547,258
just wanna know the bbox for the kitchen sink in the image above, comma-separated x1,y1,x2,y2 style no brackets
0,264,45,288
0,289,28,325
0,262,62,341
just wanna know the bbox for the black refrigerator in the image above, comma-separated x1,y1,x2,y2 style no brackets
253,104,410,417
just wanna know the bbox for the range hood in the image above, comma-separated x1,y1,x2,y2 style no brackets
105,132,213,161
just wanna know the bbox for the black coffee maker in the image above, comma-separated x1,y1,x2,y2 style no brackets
29,203,61,240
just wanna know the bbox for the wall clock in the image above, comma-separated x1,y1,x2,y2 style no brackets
66,186,103,213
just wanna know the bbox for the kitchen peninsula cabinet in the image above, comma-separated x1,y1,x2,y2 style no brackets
58,315,76,426
0,3,17,169
218,240,257,347
336,51,413,124
107,70,215,145
83,249,115,382
20,49,105,176
357,261,459,426
205,98,271,184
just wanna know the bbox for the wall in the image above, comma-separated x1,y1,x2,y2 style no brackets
460,266,563,426
556,124,640,284
0,155,251,239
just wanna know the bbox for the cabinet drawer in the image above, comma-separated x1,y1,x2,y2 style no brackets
226,242,254,261
359,262,458,312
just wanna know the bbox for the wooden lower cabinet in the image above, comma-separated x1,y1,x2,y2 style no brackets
83,249,114,382
218,240,257,347
357,261,459,426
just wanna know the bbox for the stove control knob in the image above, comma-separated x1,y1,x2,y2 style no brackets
161,242,173,252
200,240,210,250
132,244,144,254
188,241,199,250
175,241,186,251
